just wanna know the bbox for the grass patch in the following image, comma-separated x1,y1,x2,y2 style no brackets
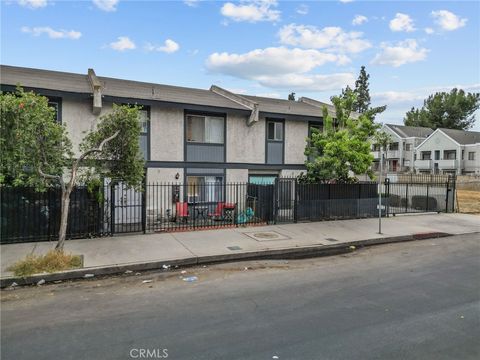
457,190,480,214
7,250,83,277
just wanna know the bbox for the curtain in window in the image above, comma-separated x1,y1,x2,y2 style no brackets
206,117,224,143
138,110,149,133
187,116,205,142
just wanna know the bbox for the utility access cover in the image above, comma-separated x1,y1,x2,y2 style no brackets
243,231,290,242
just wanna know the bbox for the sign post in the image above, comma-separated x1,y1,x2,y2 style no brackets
378,149,383,234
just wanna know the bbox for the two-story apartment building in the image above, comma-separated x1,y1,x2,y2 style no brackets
371,124,434,173
415,128,480,175
1,65,336,194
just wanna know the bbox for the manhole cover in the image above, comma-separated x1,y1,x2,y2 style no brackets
253,232,279,239
243,231,290,241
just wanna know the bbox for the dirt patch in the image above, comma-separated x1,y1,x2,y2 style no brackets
456,190,480,214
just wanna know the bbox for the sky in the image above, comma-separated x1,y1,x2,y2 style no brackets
1,0,479,130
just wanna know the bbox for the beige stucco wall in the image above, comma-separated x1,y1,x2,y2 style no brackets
226,115,265,163
284,121,308,164
147,167,183,183
145,168,184,221
150,107,184,161
280,169,304,178
226,169,249,183
62,98,114,156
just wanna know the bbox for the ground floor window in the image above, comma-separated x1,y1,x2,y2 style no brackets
186,176,223,203
249,175,277,185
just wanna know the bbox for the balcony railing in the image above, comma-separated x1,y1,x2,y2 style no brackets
387,150,400,158
437,159,458,169
414,159,432,169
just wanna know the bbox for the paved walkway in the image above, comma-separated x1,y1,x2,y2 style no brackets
1,213,479,278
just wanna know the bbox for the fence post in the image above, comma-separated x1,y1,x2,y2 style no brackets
142,178,147,234
293,179,298,223
110,183,115,236
452,175,456,213
426,183,430,211
357,183,361,217
445,177,450,213
385,178,390,217
405,182,409,214
273,178,278,224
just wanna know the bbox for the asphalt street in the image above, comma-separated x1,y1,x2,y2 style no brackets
1,233,479,360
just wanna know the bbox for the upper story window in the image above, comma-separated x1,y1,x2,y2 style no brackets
46,96,62,123
468,152,475,160
372,144,380,151
389,142,399,151
138,109,149,160
405,143,412,151
444,150,456,160
267,121,283,141
421,151,431,160
186,115,224,144
308,123,322,137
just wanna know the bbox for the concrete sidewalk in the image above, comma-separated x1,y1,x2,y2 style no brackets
1,213,479,285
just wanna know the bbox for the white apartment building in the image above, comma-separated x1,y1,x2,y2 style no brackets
372,124,434,173
415,128,480,175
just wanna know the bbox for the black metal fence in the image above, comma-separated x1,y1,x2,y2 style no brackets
145,182,272,232
384,175,455,215
1,186,108,244
1,175,456,244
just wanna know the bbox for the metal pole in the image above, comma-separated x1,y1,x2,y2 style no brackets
378,149,383,234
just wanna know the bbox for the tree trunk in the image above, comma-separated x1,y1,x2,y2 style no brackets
56,186,72,251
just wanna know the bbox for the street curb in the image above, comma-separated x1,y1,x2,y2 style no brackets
0,231,459,288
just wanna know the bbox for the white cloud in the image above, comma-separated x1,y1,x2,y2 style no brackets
371,39,428,67
109,36,136,51
389,13,415,32
352,15,368,26
17,0,48,9
206,46,353,92
376,83,480,104
21,26,82,39
372,91,424,104
184,0,199,7
93,0,118,12
296,4,308,15
221,0,280,23
255,92,281,98
424,27,434,35
431,10,467,31
278,23,371,54
207,47,349,77
255,73,355,92
145,39,180,54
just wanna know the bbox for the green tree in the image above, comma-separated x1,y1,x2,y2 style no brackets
288,92,296,101
1,88,145,250
354,66,371,113
302,91,378,183
404,88,480,130
341,67,386,120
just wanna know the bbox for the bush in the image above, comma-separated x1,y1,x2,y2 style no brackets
7,250,82,277
411,196,438,211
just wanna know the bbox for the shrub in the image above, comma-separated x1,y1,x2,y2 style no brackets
6,250,82,277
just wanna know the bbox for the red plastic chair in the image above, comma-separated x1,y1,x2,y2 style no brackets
176,202,188,222
209,202,225,220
